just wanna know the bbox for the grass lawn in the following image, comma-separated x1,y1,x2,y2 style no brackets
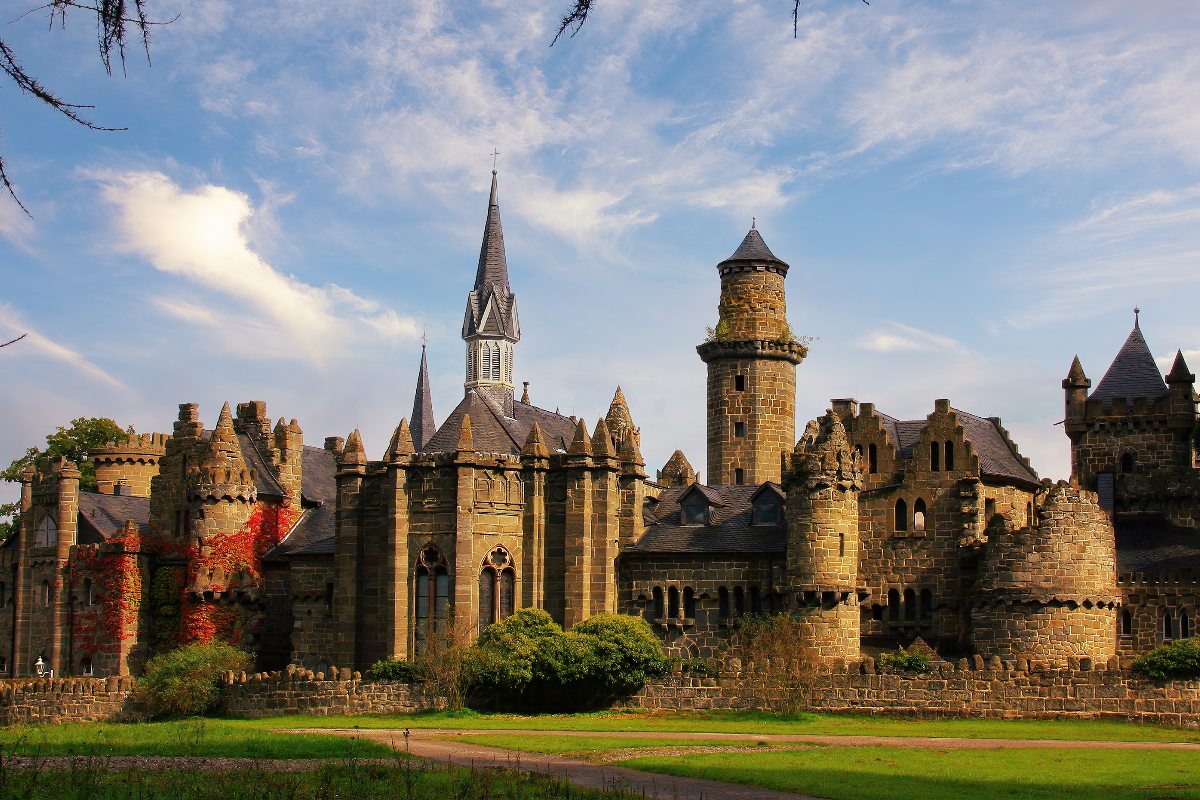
3,760,637,800
460,732,758,755
0,718,396,759
240,709,1200,743
618,746,1200,800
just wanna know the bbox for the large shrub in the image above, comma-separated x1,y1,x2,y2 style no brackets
136,642,250,718
369,658,427,682
470,610,667,710
1133,639,1200,682
876,647,931,674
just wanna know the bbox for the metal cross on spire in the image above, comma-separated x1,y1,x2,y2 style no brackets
421,330,429,348
491,148,500,171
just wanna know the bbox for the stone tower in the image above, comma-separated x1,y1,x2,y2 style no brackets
462,170,520,415
93,432,169,497
785,411,862,662
697,226,807,485
971,481,1119,665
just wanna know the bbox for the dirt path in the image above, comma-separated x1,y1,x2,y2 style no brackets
305,728,828,800
296,727,1200,751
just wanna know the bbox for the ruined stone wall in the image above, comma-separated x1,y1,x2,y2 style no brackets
619,555,780,658
622,660,1200,727
220,668,434,718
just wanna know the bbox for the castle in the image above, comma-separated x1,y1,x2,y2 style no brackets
2,172,1198,678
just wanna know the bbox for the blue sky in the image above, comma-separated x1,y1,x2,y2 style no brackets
2,0,1199,510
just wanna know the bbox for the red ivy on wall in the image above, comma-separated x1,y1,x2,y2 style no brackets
70,525,144,659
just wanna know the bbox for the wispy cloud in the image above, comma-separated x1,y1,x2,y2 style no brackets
93,171,419,363
0,305,124,389
855,322,968,354
0,198,34,251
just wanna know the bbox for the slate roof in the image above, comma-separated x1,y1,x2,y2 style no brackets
628,483,786,555
1090,322,1169,403
300,446,337,504
77,492,150,543
236,433,287,499
268,505,335,558
873,408,1039,486
411,346,436,450
474,171,509,293
1116,516,1200,573
719,227,786,267
422,390,577,456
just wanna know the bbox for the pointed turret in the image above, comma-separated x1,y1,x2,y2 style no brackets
411,346,436,450
208,402,247,468
618,426,645,468
605,386,640,456
521,421,550,459
1167,350,1195,386
340,428,367,468
568,418,593,457
1090,315,1168,403
462,171,521,413
1065,356,1088,386
657,450,698,488
385,418,414,462
591,417,616,459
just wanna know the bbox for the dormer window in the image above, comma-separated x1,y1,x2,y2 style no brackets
750,484,785,526
681,500,708,526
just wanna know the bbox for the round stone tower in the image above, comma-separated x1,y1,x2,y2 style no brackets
697,225,807,486
785,410,862,662
971,480,1119,664
93,432,169,497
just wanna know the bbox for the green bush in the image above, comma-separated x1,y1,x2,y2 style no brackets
1133,639,1200,681
368,658,428,682
136,642,250,718
876,647,931,674
469,610,668,710
676,656,716,676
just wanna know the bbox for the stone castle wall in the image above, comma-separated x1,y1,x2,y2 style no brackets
624,660,1200,727
705,355,797,485
219,668,434,718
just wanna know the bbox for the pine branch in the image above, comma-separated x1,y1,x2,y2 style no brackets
551,0,592,46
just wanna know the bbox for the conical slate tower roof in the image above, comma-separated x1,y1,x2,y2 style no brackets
717,224,789,274
474,170,509,292
411,345,436,450
1090,316,1169,403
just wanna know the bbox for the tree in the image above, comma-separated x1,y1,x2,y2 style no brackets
2,1,167,213
0,416,125,540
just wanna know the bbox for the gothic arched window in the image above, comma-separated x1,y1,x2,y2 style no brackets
913,498,927,532
414,546,450,655
894,499,908,532
667,586,680,618
868,443,878,474
1120,609,1132,638
652,587,664,619
35,516,57,549
944,441,955,471
920,589,933,622
718,587,730,619
888,588,900,621
903,588,917,621
478,546,515,634
683,587,696,619
929,441,940,472
1181,611,1192,640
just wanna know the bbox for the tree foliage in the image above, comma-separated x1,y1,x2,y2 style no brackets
0,416,125,539
1133,639,1200,682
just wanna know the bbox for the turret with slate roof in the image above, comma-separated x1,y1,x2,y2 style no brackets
462,170,521,415
697,223,808,485
1064,310,1199,498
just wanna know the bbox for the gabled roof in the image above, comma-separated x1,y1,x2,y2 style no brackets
1090,321,1169,403
679,484,725,507
630,483,786,555
870,407,1039,486
266,505,335,558
77,492,150,543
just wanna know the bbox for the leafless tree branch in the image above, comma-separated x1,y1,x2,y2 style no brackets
0,334,28,348
551,0,593,46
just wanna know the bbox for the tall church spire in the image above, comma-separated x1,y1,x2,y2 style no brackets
411,345,436,450
462,170,521,414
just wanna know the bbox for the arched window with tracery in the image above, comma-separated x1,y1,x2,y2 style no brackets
35,516,57,549
1162,610,1174,641
414,545,450,655
478,546,515,635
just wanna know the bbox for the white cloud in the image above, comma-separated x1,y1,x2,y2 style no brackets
0,198,34,251
0,305,124,389
94,171,419,363
855,322,968,354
